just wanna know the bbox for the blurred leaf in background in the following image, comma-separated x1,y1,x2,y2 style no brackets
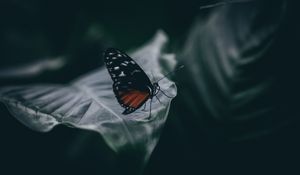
179,0,288,140
146,0,300,174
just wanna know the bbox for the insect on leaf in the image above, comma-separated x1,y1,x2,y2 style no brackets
0,30,177,166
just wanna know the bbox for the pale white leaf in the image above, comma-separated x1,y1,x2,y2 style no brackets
0,30,177,166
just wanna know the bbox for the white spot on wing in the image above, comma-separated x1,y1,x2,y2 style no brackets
130,61,135,64
121,63,127,66
119,71,126,77
131,70,141,75
117,54,122,57
114,66,120,70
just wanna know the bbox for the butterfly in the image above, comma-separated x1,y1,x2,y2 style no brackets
103,48,175,117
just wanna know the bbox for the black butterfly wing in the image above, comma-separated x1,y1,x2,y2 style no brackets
104,48,153,114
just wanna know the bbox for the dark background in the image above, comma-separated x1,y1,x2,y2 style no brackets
1,0,300,174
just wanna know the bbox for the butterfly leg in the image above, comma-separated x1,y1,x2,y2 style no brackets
155,95,166,106
147,98,153,120
142,101,147,111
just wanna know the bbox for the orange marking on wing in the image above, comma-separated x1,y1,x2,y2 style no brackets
129,92,149,108
124,94,138,104
121,90,138,105
121,90,149,108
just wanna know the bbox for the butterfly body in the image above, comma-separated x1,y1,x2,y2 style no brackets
104,48,159,115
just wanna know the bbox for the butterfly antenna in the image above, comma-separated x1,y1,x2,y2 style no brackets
159,89,175,98
199,0,253,10
156,65,184,83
